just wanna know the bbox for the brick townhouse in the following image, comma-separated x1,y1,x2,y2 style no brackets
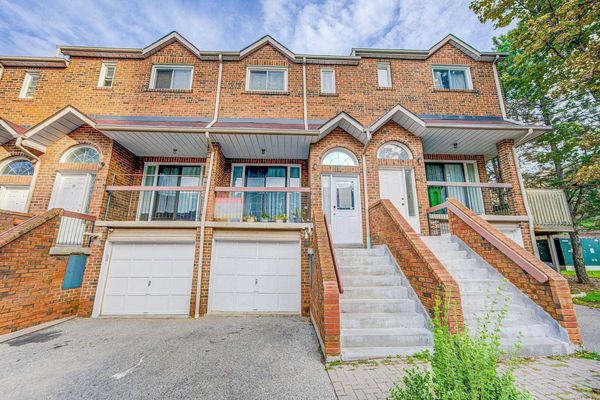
0,32,579,360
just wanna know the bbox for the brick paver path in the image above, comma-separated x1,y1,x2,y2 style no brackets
327,356,600,399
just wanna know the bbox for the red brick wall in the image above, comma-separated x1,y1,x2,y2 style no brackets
0,209,80,334
370,199,463,330
446,199,580,343
0,210,31,232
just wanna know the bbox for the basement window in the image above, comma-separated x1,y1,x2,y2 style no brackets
150,65,193,90
98,62,116,88
19,71,40,98
433,66,472,90
246,67,288,92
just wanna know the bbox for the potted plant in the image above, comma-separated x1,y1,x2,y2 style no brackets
259,212,270,222
291,209,302,223
243,214,256,222
274,214,288,223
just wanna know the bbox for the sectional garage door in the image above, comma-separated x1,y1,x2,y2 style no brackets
101,242,195,316
209,240,301,313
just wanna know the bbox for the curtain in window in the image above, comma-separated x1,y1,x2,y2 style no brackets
465,164,484,214
444,164,468,206
449,70,467,90
243,166,287,219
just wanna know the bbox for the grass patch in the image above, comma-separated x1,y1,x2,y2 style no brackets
572,291,600,308
561,270,600,278
573,350,600,361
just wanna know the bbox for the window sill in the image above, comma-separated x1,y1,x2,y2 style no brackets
319,92,339,97
95,86,114,91
376,86,393,91
16,97,35,102
146,88,193,93
433,88,477,94
244,90,289,95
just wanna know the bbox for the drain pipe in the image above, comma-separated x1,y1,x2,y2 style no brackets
302,57,308,130
194,55,223,318
361,130,372,248
493,55,507,119
15,137,41,212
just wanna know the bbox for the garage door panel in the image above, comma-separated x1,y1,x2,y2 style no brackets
268,242,298,258
216,258,254,275
221,241,257,258
277,294,298,311
257,259,297,276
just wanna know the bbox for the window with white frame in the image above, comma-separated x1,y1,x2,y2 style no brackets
322,148,358,166
98,62,116,88
61,146,100,164
377,142,412,160
150,65,193,90
320,68,336,94
377,63,392,88
0,158,34,175
246,67,287,92
19,72,40,98
432,66,472,90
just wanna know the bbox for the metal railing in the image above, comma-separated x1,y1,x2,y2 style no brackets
324,213,343,294
56,211,96,247
526,189,572,230
213,186,311,223
426,181,514,216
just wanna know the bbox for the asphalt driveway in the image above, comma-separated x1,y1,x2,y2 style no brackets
1,316,336,400
575,304,600,353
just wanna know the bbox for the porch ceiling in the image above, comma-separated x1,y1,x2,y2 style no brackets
101,130,209,157
211,132,316,159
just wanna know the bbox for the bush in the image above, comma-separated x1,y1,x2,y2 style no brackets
389,294,532,400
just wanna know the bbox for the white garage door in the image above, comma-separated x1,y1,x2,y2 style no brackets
209,240,301,313
101,242,195,315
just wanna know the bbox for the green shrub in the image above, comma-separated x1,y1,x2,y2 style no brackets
389,294,532,400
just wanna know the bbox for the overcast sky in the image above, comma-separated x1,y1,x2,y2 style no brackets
0,0,506,57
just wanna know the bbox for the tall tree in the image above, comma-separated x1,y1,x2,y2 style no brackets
470,0,600,283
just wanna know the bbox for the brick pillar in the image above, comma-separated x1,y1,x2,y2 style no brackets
77,226,109,317
496,140,527,216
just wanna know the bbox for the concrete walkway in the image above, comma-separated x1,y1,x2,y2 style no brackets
576,304,600,353
0,316,336,400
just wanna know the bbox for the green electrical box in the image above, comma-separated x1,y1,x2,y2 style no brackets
555,237,600,267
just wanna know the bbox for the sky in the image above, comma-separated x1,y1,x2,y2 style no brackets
0,0,506,57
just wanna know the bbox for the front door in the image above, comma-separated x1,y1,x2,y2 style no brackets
0,186,29,212
379,168,420,233
322,175,363,245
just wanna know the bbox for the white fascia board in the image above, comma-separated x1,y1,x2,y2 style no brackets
318,112,366,143
239,35,296,61
0,119,19,139
142,31,201,57
25,106,96,139
369,105,426,133
21,139,47,152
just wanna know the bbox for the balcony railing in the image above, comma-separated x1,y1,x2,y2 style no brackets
214,186,311,223
56,211,96,247
526,189,573,231
104,175,205,222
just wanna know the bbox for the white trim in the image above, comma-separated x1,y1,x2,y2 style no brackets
239,35,296,60
245,66,288,92
149,64,194,90
142,31,201,57
19,71,40,99
321,148,359,166
0,156,33,175
376,62,392,88
369,104,426,134
25,106,97,139
318,112,367,144
97,61,116,88
60,144,100,163
320,68,336,94
0,120,19,139
431,65,473,90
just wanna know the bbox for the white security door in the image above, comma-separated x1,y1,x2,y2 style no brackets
49,173,94,246
209,240,301,313
0,186,29,212
379,169,420,233
101,242,195,315
323,176,363,245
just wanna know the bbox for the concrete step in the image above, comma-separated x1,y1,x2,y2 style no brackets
343,286,408,300
501,337,572,358
340,264,395,276
338,255,390,265
457,279,503,292
341,298,416,314
464,319,549,337
341,313,426,329
434,250,468,261
336,247,386,257
342,345,433,361
341,275,402,287
452,268,490,280
441,258,479,270
424,242,460,252
341,328,433,348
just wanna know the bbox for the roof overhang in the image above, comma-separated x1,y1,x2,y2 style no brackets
24,106,96,149
0,56,68,68
0,119,23,144
318,112,369,144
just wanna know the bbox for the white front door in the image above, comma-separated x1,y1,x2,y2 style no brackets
209,240,301,313
49,172,94,212
0,186,29,212
379,169,420,233
322,175,363,245
101,242,195,315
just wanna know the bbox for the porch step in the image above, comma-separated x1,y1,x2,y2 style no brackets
341,298,416,314
340,264,396,276
342,275,402,287
341,328,433,348
338,255,390,265
341,313,426,329
341,346,433,362
343,286,408,299
421,235,572,357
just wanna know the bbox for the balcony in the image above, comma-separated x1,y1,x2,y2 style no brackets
50,210,96,254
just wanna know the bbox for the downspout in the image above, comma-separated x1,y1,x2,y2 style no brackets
15,137,41,212
512,132,539,257
361,130,372,248
493,55,507,119
302,57,308,130
194,54,223,318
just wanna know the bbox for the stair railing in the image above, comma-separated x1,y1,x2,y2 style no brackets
323,213,343,294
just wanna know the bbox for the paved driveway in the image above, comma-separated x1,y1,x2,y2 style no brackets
576,304,600,353
1,316,336,400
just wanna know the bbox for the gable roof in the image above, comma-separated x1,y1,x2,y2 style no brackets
318,112,369,144
142,31,202,57
24,106,96,150
239,35,296,60
0,118,25,144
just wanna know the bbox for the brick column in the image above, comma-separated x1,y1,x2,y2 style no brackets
496,140,526,216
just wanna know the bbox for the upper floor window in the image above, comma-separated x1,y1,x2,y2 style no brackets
61,146,100,164
19,72,40,98
246,67,288,92
433,66,472,90
322,148,358,166
98,62,116,88
150,65,193,90
320,68,336,94
0,158,34,175
377,63,392,88
378,142,412,160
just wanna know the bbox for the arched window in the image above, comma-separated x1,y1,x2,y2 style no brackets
0,158,34,176
61,145,100,163
322,148,358,166
377,142,412,160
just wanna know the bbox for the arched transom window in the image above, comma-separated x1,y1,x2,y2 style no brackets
322,148,358,166
0,158,34,176
377,142,412,160
61,146,100,163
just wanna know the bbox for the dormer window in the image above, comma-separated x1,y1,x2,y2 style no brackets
150,65,193,90
98,62,116,88
19,72,40,98
433,66,472,90
246,67,287,92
